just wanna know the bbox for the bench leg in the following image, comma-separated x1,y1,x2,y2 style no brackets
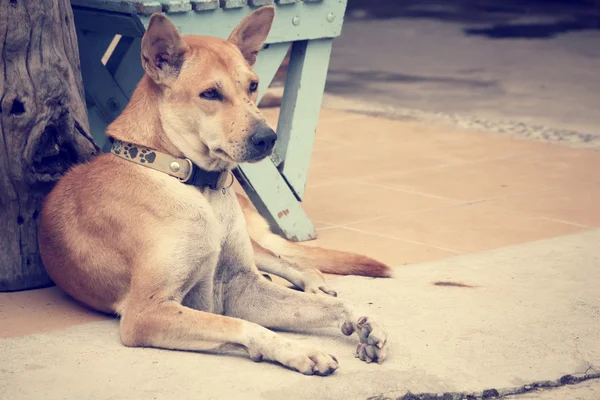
271,39,334,200
234,42,318,242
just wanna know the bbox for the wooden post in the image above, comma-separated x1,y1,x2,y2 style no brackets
0,0,99,291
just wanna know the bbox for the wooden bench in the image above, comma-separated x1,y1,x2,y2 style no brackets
71,0,348,242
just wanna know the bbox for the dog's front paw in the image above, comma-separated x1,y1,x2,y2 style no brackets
272,342,339,376
251,336,339,376
288,349,339,376
303,281,337,297
299,270,337,297
352,317,389,364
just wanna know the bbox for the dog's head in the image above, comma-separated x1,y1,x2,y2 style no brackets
140,6,277,170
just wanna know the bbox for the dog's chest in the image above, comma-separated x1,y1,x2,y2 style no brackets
203,190,242,243
180,189,252,313
186,189,250,260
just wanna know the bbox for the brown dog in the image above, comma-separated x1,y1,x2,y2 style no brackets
38,6,390,375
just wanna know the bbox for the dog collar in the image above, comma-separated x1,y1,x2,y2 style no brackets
110,139,232,191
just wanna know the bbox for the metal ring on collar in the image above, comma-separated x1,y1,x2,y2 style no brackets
213,170,235,192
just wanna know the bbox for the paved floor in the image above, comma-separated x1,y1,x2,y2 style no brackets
262,107,600,268
2,107,600,399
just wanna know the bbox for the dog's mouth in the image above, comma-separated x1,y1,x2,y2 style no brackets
245,150,272,163
214,148,232,160
213,146,272,164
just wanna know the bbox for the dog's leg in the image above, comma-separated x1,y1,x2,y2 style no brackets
252,240,337,296
119,293,340,376
223,271,389,364
119,237,341,376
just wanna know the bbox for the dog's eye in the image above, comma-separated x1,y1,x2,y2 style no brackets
249,81,259,93
200,89,220,100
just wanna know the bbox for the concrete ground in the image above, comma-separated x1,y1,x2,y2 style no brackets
2,228,600,400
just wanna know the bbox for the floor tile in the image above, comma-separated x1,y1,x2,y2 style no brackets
302,181,459,225
306,145,447,187
494,183,600,227
350,202,587,253
314,115,546,163
369,149,600,202
0,287,110,338
308,227,458,267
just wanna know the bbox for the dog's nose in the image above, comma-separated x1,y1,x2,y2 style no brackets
249,122,277,153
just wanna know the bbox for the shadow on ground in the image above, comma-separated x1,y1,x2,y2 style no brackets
324,69,499,97
346,0,600,39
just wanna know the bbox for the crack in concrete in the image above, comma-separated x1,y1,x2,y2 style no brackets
367,372,600,400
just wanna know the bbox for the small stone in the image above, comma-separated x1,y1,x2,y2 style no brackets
161,0,193,13
482,389,499,398
399,393,419,400
559,374,578,385
248,0,273,5
191,0,219,10
220,0,247,8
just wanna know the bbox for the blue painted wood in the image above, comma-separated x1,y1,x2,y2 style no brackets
271,38,333,200
71,0,335,14
252,43,291,102
112,38,145,97
105,36,135,75
72,1,347,43
72,8,147,37
70,0,161,14
234,160,316,241
77,31,127,150
77,31,130,128
138,2,346,43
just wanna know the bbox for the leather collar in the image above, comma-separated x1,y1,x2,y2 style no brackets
110,139,232,191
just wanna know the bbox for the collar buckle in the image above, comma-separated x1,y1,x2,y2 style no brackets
178,158,194,183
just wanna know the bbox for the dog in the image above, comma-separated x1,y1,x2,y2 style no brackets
38,6,390,376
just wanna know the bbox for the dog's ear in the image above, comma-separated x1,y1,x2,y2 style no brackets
141,13,189,86
227,6,275,67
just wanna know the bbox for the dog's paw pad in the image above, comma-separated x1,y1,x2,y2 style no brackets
354,317,389,364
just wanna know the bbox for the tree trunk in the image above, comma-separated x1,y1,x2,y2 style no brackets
0,0,98,291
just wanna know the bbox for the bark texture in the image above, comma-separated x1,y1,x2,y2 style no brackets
0,0,98,291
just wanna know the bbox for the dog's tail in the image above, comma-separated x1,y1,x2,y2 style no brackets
263,236,393,278
237,193,392,278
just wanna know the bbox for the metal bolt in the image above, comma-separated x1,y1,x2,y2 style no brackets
292,16,300,26
170,162,180,172
107,98,120,112
326,12,335,22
